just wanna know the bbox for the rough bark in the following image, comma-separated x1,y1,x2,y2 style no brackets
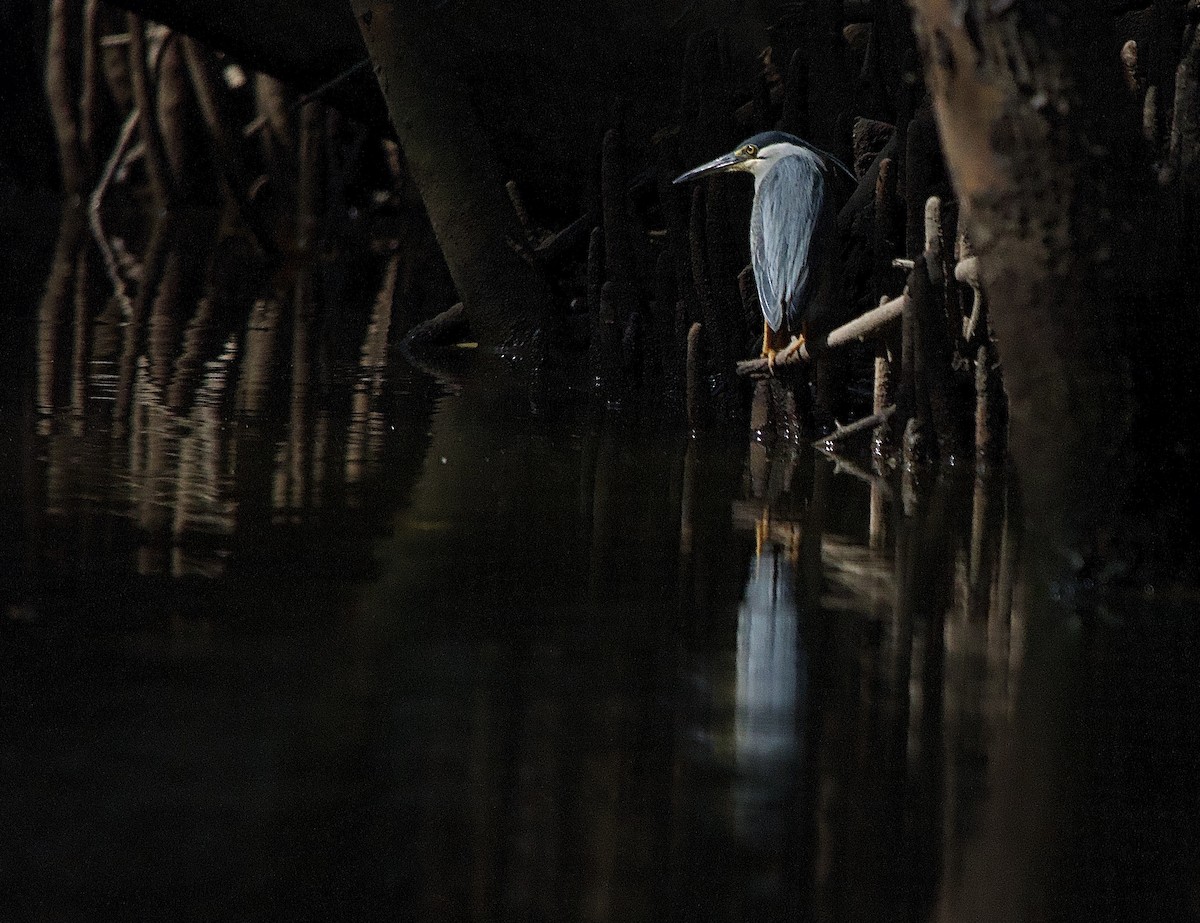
907,0,1138,554
351,0,551,351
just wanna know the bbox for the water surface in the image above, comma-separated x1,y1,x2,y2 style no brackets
2,214,1198,922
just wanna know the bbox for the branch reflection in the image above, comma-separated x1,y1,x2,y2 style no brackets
16,209,1196,920
28,207,429,582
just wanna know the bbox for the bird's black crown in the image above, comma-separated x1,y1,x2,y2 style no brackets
738,130,805,150
738,131,856,182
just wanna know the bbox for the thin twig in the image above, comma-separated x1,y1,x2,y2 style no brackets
527,167,656,265
814,404,897,447
88,108,140,317
242,112,269,139
533,211,593,263
288,58,371,115
818,450,895,498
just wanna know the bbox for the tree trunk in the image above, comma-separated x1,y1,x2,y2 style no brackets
906,1,1146,556
351,0,551,351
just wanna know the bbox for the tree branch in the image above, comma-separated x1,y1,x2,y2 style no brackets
814,404,897,447
736,292,908,377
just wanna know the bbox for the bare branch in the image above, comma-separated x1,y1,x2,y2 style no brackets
736,292,908,377
88,108,140,318
818,451,895,498
814,404,898,448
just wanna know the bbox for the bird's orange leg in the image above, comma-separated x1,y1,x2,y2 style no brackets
755,506,771,558
762,321,789,373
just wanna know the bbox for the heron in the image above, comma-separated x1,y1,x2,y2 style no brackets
674,131,853,370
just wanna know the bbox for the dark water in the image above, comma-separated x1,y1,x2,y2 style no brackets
3,210,1199,922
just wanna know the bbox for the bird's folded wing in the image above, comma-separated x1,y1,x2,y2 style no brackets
752,152,825,333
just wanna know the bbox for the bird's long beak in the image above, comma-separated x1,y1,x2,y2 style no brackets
672,152,743,184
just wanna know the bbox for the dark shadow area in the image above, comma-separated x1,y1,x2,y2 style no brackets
3,3,1200,920
1,221,1198,919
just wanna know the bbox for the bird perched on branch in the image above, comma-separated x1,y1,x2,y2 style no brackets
674,131,853,371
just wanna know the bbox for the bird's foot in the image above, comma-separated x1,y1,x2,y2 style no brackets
762,347,777,375
776,334,806,363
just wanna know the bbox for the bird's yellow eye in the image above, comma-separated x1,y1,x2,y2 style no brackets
738,144,759,159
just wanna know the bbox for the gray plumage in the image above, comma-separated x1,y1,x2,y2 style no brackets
751,147,826,333
673,131,847,347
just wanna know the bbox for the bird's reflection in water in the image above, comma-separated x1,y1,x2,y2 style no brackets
11,207,1200,921
733,540,805,844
